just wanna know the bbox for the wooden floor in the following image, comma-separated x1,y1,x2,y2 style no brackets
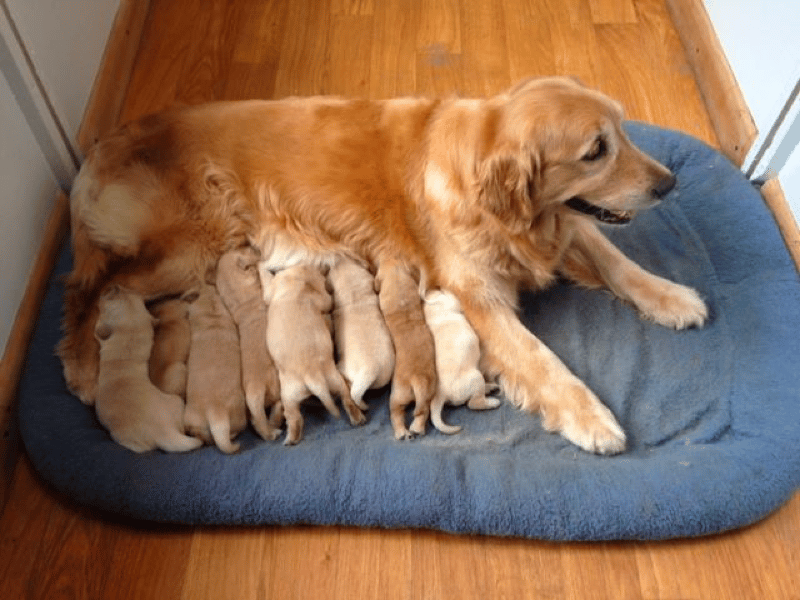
3,0,799,598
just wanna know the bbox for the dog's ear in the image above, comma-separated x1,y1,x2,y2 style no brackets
477,148,537,232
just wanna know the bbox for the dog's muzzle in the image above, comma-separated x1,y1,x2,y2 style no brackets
566,172,677,225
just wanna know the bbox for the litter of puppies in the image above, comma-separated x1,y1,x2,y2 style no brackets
92,246,501,452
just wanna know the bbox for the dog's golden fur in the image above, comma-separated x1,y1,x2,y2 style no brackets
60,77,707,454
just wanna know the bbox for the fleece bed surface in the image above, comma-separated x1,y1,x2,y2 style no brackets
18,122,800,541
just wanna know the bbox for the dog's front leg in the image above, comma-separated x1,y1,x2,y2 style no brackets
562,220,708,329
459,298,626,455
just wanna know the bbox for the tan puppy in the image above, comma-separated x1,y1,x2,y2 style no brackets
328,258,395,411
376,261,437,439
216,246,283,441
185,281,247,453
94,286,202,453
423,290,501,434
264,264,365,445
147,296,191,397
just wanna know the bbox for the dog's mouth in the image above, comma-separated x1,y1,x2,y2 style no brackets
565,197,633,225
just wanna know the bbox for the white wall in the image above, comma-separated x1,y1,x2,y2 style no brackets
0,0,118,353
704,0,800,211
6,0,119,142
704,0,800,173
0,70,59,350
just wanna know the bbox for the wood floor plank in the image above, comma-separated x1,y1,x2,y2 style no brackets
370,0,420,98
589,0,638,24
180,528,270,600
502,0,557,83
459,0,511,96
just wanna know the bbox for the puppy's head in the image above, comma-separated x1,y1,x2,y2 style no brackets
95,285,153,341
478,77,676,229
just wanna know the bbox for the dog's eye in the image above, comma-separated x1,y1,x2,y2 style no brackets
582,137,607,162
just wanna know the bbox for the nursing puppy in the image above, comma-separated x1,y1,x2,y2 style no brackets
423,290,501,434
216,246,283,441
148,296,191,397
185,281,247,453
264,264,365,445
94,286,201,453
61,77,708,454
328,258,395,410
376,261,437,439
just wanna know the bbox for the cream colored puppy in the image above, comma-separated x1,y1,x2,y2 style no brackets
148,296,191,398
264,264,365,445
423,290,501,434
328,258,395,411
185,281,247,453
217,246,283,441
94,286,202,453
376,261,437,439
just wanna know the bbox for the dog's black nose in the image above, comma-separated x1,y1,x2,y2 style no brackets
651,173,677,199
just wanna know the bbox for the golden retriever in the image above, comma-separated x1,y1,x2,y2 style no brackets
94,286,202,453
328,257,395,410
375,261,438,439
185,281,247,453
60,76,707,454
423,290,501,434
216,246,283,441
264,264,365,445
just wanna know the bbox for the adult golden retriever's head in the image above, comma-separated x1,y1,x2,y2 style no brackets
478,77,675,230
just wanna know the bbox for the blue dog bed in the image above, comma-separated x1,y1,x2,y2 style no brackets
17,123,800,540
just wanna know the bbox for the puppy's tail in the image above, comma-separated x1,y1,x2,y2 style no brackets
306,376,341,419
430,391,462,435
209,413,241,454
158,431,203,453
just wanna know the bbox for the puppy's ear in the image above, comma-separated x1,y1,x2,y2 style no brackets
236,247,258,271
477,148,537,232
95,319,113,342
261,277,275,305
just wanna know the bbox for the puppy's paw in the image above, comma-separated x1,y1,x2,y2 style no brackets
409,416,427,436
636,282,708,330
394,426,415,440
467,394,502,410
344,404,367,426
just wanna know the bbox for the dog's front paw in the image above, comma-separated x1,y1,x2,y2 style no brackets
541,383,626,455
635,282,708,330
